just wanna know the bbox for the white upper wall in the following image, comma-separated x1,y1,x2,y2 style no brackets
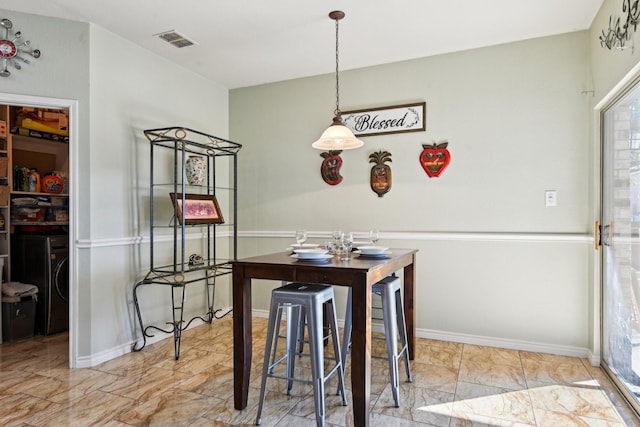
85,25,230,355
88,24,229,239
0,10,89,100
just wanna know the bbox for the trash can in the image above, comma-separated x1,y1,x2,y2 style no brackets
2,282,38,342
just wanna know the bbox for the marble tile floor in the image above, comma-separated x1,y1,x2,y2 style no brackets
1,316,640,426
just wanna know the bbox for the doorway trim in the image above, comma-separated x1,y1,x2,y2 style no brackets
594,62,640,418
0,92,78,368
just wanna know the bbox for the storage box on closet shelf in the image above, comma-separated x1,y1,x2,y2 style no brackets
11,195,49,222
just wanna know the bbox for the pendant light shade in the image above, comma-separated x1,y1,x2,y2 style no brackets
312,116,364,150
313,11,363,150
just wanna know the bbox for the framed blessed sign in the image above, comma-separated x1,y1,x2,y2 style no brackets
341,102,426,137
170,193,225,225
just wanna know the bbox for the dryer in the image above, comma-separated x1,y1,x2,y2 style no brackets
11,234,69,335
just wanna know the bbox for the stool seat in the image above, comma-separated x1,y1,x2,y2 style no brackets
342,275,412,407
256,282,347,426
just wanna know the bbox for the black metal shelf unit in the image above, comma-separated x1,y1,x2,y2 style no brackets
132,127,241,359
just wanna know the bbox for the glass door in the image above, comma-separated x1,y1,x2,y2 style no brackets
602,78,640,412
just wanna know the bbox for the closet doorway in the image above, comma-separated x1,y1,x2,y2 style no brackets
0,92,77,367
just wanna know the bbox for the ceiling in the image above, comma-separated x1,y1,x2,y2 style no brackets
1,0,604,89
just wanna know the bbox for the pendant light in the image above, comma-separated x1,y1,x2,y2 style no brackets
312,11,364,150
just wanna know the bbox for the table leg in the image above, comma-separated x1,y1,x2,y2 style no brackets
403,256,416,360
233,270,252,410
350,281,372,427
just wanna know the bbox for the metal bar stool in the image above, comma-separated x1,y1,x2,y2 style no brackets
268,282,303,373
341,274,412,407
268,282,330,370
256,282,347,426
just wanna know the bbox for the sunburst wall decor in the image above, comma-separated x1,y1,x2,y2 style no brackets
0,18,41,77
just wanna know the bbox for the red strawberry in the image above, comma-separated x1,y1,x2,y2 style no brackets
419,141,450,178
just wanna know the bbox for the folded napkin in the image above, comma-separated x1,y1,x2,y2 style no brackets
2,281,39,297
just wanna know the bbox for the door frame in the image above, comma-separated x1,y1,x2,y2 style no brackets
595,62,640,416
0,92,78,368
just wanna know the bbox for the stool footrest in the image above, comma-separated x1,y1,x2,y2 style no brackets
267,373,313,385
267,361,342,385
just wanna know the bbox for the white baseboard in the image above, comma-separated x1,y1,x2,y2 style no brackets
254,309,590,359
417,328,590,359
77,307,590,368
75,313,227,368
587,349,602,367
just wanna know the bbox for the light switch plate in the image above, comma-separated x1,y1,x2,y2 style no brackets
545,190,557,207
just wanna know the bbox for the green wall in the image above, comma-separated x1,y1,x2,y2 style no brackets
231,31,593,354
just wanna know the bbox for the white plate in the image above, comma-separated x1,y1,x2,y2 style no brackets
355,250,391,258
289,243,320,250
291,253,333,262
292,248,329,259
357,246,389,255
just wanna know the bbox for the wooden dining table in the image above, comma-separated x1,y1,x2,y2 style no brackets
232,248,418,427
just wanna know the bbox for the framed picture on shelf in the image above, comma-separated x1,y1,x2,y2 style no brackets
169,193,225,225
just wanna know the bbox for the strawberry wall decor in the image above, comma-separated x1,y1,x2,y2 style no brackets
369,150,392,197
419,140,451,178
320,150,343,185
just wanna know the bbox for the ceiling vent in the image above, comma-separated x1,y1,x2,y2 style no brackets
154,30,197,48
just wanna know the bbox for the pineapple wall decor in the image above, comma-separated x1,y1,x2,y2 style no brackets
320,150,343,185
419,140,451,178
369,150,392,197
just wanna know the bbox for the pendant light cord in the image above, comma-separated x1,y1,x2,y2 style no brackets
312,11,363,150
334,16,341,117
